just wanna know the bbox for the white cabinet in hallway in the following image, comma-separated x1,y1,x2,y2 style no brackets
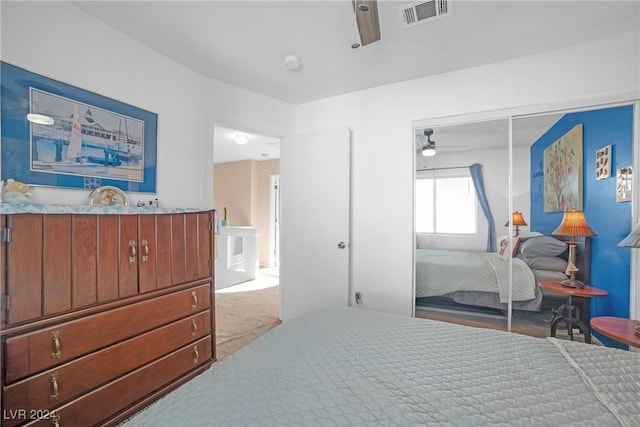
215,226,261,289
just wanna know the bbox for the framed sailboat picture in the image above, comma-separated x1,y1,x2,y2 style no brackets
0,62,157,193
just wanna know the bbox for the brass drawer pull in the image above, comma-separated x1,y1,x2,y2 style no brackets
50,373,59,401
51,331,61,359
142,239,149,262
193,345,199,364
191,319,198,337
191,291,198,310
129,240,137,263
51,414,61,427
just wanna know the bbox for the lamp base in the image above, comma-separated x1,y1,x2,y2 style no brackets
561,279,585,289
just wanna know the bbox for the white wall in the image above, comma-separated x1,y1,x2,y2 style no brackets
294,32,640,317
0,1,294,209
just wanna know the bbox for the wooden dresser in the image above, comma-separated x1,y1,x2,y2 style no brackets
0,208,216,426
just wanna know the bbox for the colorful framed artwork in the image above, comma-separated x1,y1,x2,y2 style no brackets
596,145,611,180
543,124,583,212
1,62,157,193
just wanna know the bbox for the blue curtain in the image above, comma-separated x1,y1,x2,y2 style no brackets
469,163,496,252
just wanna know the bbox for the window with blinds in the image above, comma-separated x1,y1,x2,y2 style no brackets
416,176,477,234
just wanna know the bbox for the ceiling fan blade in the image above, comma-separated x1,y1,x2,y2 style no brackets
353,0,380,46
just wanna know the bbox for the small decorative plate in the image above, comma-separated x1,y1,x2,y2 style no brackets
88,186,129,207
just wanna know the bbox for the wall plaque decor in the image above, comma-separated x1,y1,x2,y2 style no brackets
616,166,632,203
595,145,611,180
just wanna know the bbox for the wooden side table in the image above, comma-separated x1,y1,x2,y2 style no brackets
539,280,608,344
591,317,640,348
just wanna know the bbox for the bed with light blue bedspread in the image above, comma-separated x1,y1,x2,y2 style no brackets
123,307,639,426
416,248,541,311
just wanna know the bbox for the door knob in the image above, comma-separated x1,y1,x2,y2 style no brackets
337,242,346,249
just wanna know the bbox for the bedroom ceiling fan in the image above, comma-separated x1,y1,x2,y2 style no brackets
416,129,471,157
352,0,381,47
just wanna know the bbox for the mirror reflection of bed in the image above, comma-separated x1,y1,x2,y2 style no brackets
415,236,591,337
413,111,596,338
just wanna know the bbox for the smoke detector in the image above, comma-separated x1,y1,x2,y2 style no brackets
283,54,301,70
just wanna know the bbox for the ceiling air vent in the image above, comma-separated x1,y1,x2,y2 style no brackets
399,0,452,28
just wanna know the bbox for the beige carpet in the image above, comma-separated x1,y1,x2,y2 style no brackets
215,268,282,361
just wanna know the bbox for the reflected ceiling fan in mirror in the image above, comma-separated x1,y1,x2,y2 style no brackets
416,128,471,157
352,0,381,47
420,129,437,157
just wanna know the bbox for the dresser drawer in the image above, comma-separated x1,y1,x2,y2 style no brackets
4,284,211,383
3,311,211,419
25,336,213,427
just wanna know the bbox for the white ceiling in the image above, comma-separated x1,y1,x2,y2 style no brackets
70,0,639,161
72,0,639,105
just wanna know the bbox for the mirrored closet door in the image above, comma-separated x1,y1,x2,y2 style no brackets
511,104,634,342
414,118,514,331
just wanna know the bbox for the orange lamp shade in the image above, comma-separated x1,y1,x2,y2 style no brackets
552,209,596,240
504,211,527,227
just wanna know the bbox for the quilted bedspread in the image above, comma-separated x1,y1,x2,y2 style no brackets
415,249,537,303
123,307,640,426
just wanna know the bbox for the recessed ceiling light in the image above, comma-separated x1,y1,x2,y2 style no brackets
351,42,361,49
27,113,54,125
234,134,249,145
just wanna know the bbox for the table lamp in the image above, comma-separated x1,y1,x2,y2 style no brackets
505,211,527,236
552,209,596,288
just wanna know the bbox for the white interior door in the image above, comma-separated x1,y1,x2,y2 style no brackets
279,127,351,322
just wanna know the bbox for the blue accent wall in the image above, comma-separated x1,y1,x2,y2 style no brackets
530,105,634,349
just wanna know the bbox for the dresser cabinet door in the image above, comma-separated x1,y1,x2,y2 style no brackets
118,215,139,298
5,215,43,325
185,213,200,282
71,215,98,308
155,214,173,288
43,215,72,316
196,211,213,280
171,214,187,285
97,215,120,303
137,214,158,293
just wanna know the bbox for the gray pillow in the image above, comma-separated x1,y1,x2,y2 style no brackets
522,256,568,272
517,231,544,241
519,236,567,257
